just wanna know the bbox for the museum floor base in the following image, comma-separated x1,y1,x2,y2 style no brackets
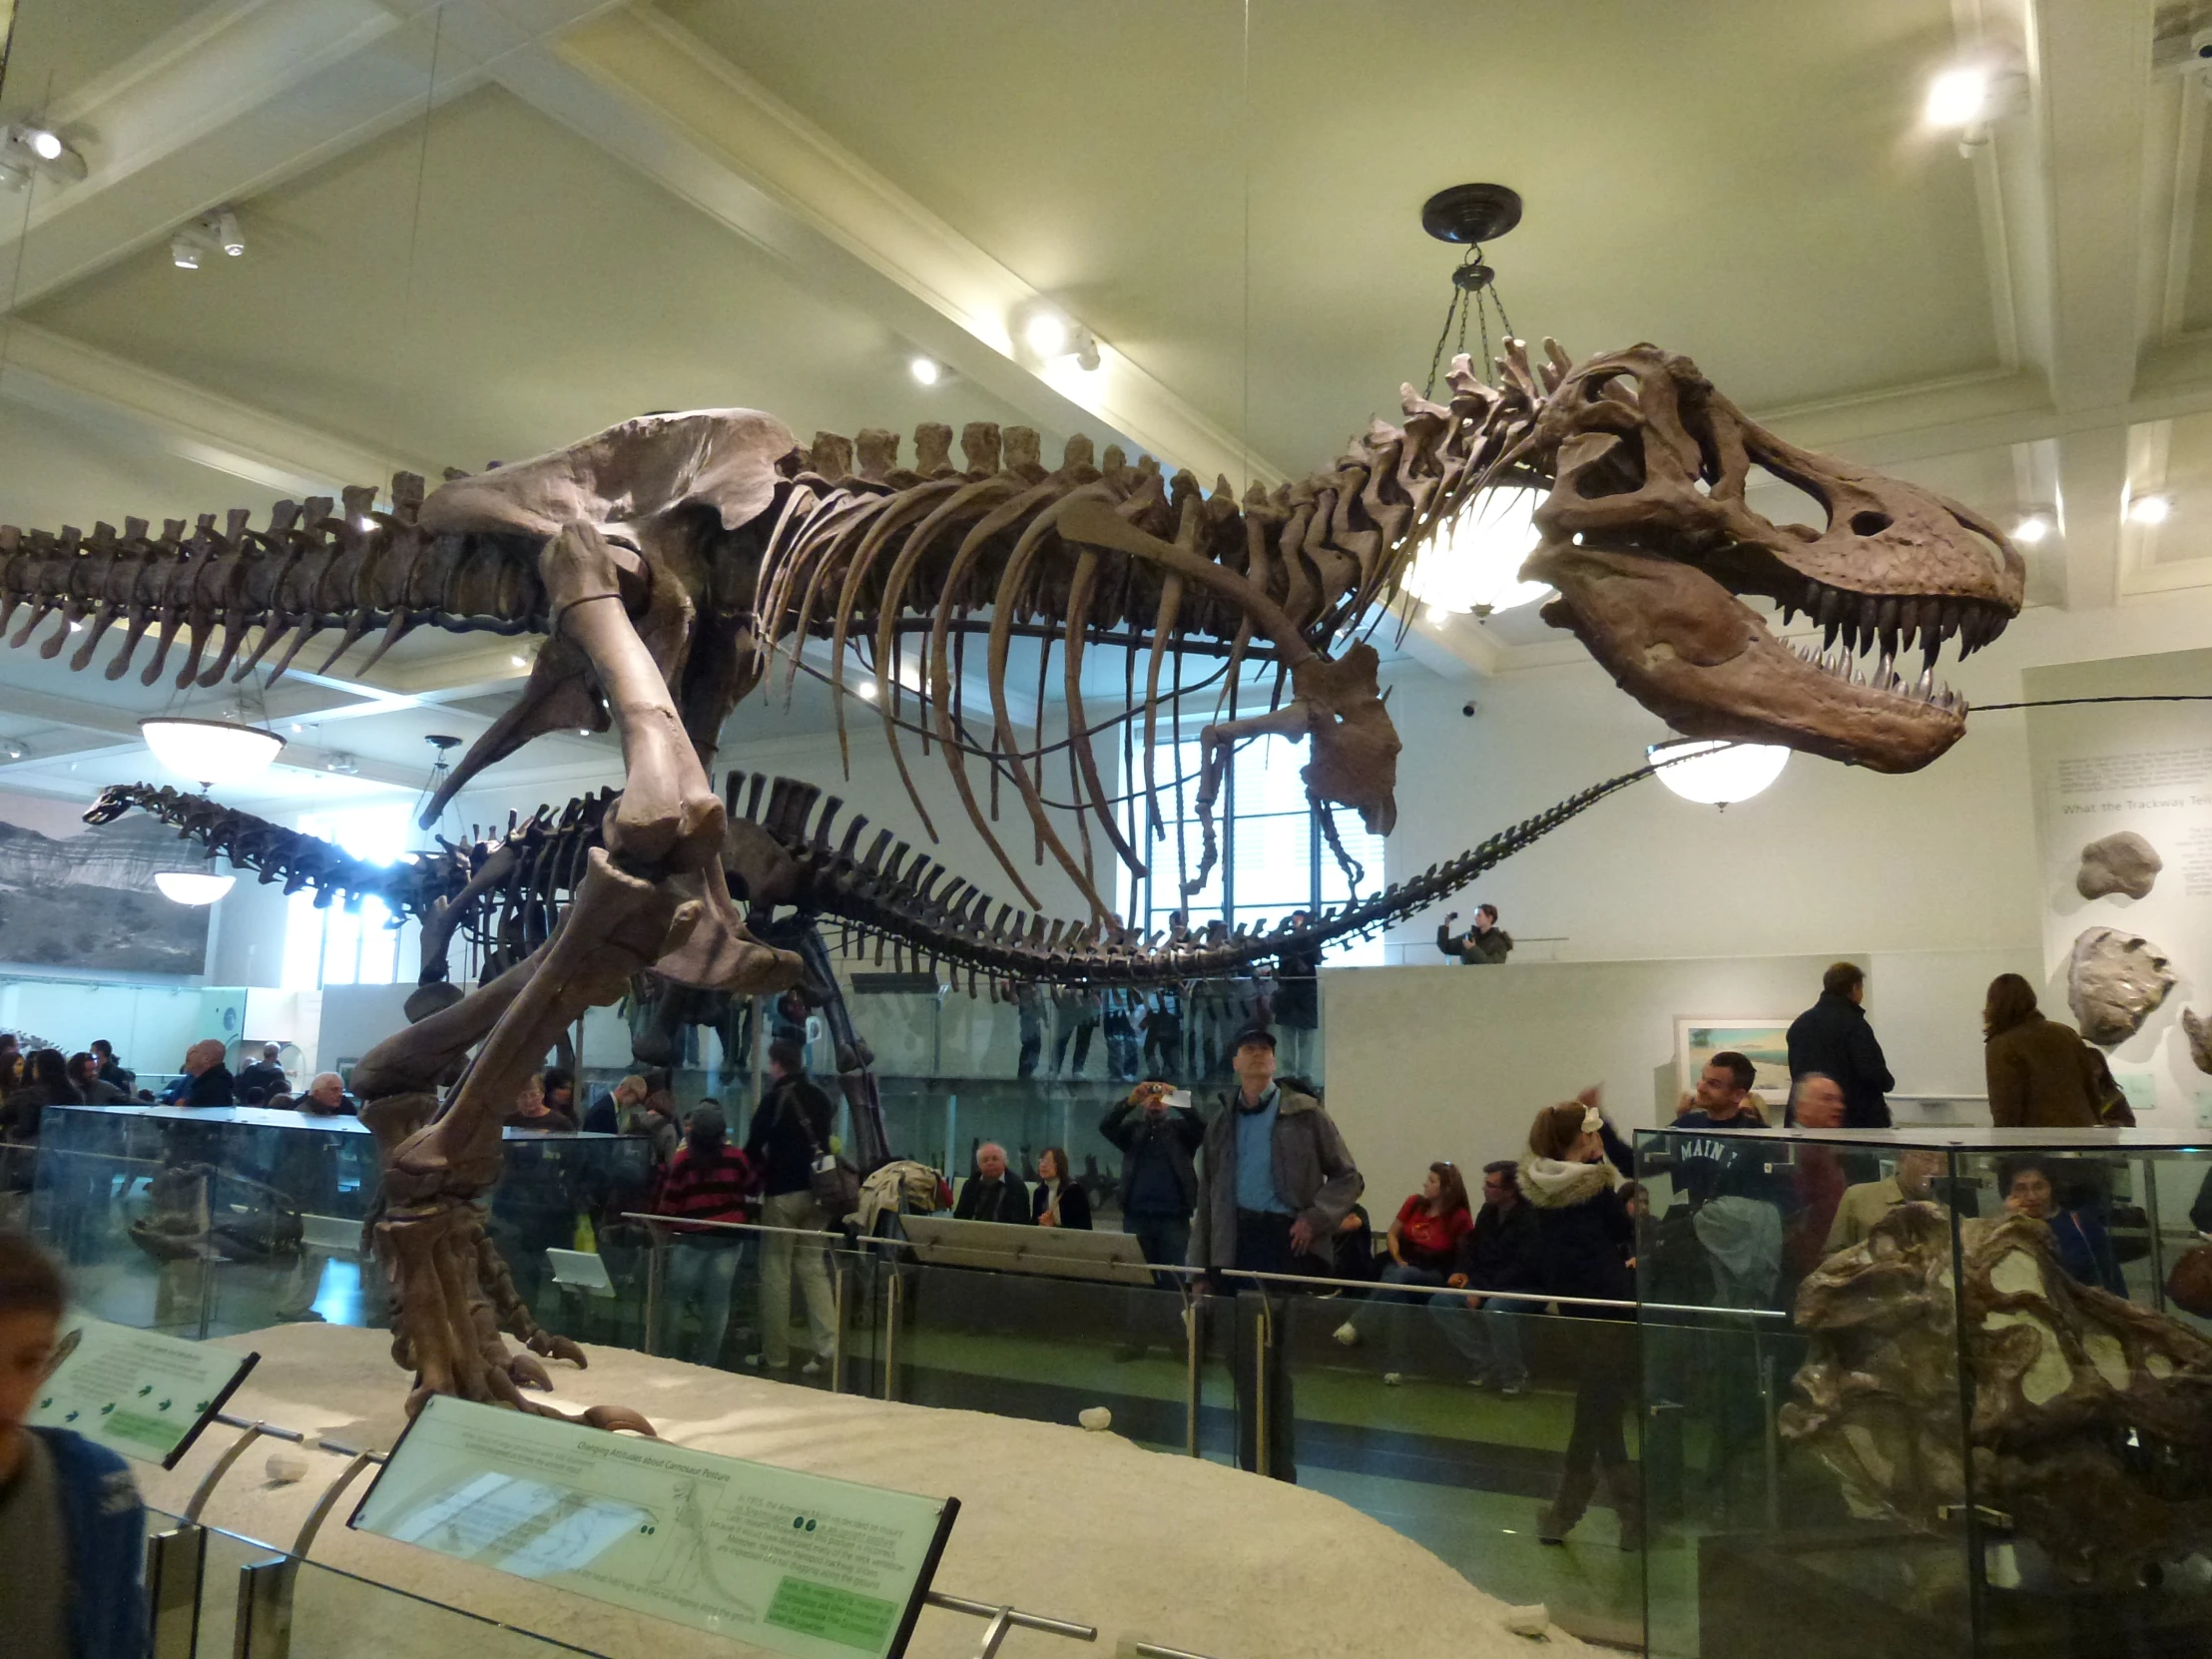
140,1323,1596,1659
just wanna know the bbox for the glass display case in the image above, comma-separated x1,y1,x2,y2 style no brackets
29,1103,653,1341
1634,1125,2212,1659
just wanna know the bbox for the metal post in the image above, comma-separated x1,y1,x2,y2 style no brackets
883,1265,901,1402
1759,1337,1781,1531
972,1607,1017,1659
1253,1297,1271,1481
233,1557,295,1659
923,1590,1096,1649
2143,1155,2169,1314
1183,1287,1202,1459
146,1524,208,1659
830,1263,847,1395
197,1169,216,1343
642,1222,664,1357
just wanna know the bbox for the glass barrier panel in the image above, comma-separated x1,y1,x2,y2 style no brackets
147,1508,607,1657
1635,1128,1972,1659
1271,1282,1644,1649
883,1255,1200,1452
635,1220,882,1390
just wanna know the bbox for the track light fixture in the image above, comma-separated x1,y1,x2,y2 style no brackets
0,123,86,189
1015,305,1102,371
170,207,246,271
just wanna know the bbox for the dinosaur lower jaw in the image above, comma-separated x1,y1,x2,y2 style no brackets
1527,543,1988,774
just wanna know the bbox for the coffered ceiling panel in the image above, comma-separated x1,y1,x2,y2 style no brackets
18,82,1050,481
667,0,1996,474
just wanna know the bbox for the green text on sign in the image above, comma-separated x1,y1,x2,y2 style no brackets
768,1576,899,1650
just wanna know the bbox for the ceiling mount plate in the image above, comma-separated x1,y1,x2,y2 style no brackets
1421,183,1522,246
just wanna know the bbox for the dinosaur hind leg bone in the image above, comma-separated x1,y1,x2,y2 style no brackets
356,849,726,1426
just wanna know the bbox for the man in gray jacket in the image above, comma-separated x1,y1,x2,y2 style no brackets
1193,1028,1362,1482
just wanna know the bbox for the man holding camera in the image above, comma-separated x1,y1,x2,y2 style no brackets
1436,904,1513,965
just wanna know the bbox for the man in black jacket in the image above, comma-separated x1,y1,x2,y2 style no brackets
1787,961,1895,1129
1099,1082,1203,1278
1435,1160,1539,1392
743,1041,839,1374
234,1044,287,1103
952,1143,1031,1225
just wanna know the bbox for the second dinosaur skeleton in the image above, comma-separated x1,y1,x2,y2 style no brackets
7,338,2024,1421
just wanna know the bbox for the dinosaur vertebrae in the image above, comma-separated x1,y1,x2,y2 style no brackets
91,759,1647,989
0,350,1524,704
0,475,548,691
757,362,1515,675
92,781,595,977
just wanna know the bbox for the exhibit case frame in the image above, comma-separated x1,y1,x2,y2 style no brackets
1634,1124,2212,1659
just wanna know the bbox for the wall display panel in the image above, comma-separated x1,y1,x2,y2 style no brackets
0,786,209,974
2024,650,2212,1125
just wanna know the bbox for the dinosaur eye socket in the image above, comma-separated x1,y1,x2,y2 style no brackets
1850,511,1894,537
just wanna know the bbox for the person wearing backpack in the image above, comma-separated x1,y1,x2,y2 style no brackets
743,1041,840,1377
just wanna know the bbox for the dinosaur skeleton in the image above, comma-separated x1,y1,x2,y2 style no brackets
7,338,2023,1422
87,759,1658,1163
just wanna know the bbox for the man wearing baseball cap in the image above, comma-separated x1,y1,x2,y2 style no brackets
1188,1026,1363,1482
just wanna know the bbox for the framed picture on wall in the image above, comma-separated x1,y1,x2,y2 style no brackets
1675,1019,1794,1111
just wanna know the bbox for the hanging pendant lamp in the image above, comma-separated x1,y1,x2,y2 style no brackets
1401,182,1553,619
1648,738,1790,808
139,716,285,784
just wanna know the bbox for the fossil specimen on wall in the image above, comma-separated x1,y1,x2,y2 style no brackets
2185,1009,2212,1076
2067,925,2175,1046
2075,830,2162,900
1785,1204,2212,1588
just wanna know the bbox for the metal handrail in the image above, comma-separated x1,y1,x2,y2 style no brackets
619,1212,1782,1317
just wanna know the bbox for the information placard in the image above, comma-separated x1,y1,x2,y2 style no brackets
350,1397,958,1659
28,1317,258,1468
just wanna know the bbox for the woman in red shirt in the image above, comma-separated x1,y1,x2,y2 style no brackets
1381,1162,1475,1384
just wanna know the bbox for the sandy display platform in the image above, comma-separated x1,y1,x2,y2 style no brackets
138,1324,1584,1659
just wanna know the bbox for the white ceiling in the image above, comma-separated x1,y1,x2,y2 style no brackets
0,0,2206,816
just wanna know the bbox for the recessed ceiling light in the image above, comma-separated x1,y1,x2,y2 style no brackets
23,128,62,162
1926,67,1989,129
0,739,26,762
909,356,940,386
2127,494,2173,526
855,681,879,702
2011,513,2052,545
510,654,528,668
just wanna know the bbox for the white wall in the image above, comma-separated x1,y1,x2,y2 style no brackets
1321,944,2036,1213
1376,654,2042,965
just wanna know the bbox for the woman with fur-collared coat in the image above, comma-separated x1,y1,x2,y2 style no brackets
1982,973,2107,1129
1520,1092,1639,1550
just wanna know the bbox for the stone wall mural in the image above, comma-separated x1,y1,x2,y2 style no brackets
0,789,210,975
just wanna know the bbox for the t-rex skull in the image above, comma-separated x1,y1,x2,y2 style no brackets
1517,345,2023,772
